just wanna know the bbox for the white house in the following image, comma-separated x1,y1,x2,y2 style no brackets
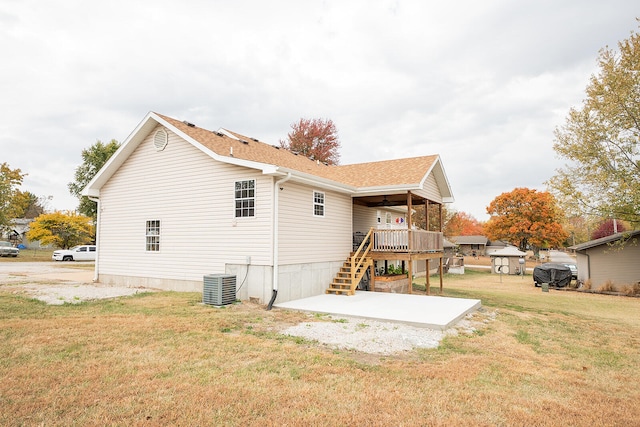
84,112,454,304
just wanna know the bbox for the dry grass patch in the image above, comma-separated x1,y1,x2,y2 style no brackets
0,249,54,262
622,282,640,296
1,273,639,426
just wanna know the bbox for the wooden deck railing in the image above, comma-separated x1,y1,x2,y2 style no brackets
351,228,373,286
372,229,443,253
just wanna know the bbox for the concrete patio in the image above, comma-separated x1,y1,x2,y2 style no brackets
274,291,482,330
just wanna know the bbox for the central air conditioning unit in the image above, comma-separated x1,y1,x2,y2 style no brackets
203,274,236,306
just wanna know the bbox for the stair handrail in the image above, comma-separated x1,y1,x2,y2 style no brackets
351,228,373,289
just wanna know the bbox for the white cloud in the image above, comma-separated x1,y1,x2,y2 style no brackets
0,0,637,219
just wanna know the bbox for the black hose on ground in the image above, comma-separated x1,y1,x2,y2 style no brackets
266,289,277,310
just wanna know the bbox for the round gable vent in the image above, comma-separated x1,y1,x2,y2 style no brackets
153,128,168,151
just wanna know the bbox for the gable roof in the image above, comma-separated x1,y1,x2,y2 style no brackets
488,246,526,257
570,230,640,252
84,112,454,202
450,235,488,245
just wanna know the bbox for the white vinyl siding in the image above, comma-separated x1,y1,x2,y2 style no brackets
352,204,377,234
278,182,351,264
97,126,273,281
413,174,442,203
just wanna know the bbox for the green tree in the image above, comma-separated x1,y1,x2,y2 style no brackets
549,25,640,226
485,188,568,253
26,211,94,249
0,163,26,230
280,118,341,165
68,139,120,219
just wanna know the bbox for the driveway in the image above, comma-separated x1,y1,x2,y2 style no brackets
0,261,95,283
0,262,150,305
548,250,576,264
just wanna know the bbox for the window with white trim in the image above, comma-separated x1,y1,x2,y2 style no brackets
313,191,325,217
146,220,160,251
235,180,255,217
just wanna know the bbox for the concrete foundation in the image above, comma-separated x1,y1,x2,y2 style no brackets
99,260,344,305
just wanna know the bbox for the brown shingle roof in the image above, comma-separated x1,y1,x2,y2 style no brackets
157,113,438,189
332,156,437,187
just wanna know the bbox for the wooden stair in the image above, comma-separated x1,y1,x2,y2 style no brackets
326,228,373,296
326,254,373,295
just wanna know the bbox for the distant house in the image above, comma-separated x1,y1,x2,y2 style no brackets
2,218,32,247
84,112,455,304
571,231,640,290
450,235,488,256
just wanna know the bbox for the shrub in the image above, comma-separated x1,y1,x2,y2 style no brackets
598,280,616,293
622,282,640,296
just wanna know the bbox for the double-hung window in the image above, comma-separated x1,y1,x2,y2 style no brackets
235,180,255,217
313,191,325,217
146,220,160,251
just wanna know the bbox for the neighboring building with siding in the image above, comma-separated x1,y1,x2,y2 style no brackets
84,112,454,304
571,231,640,290
450,235,488,256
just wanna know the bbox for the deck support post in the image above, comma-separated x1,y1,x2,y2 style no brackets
425,200,429,230
439,257,444,295
408,258,413,294
369,262,376,292
426,267,431,295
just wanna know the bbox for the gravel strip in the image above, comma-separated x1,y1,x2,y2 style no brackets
23,284,149,305
280,312,492,355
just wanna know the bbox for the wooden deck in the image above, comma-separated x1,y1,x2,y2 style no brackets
371,229,442,257
327,228,445,296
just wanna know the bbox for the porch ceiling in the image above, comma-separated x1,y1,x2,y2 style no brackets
353,193,432,208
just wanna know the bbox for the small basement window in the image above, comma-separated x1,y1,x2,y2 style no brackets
313,191,325,217
235,180,255,217
146,220,160,251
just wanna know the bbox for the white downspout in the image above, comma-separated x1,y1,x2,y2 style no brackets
267,172,292,310
88,196,100,282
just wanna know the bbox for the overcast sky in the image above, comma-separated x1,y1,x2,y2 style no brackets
1,1,637,221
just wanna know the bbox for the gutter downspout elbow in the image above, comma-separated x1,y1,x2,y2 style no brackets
88,196,100,283
267,172,292,310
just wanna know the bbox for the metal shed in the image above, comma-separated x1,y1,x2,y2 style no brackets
489,246,527,275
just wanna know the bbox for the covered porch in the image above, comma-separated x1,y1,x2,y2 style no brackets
327,191,447,296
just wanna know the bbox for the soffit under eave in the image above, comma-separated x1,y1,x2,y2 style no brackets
352,191,436,208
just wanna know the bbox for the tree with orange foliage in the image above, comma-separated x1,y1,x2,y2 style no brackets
485,188,567,253
280,118,341,165
444,211,484,237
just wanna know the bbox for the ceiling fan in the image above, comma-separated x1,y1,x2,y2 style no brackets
376,196,391,207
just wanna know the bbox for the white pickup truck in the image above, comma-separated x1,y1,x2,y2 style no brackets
0,241,19,257
52,245,96,261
